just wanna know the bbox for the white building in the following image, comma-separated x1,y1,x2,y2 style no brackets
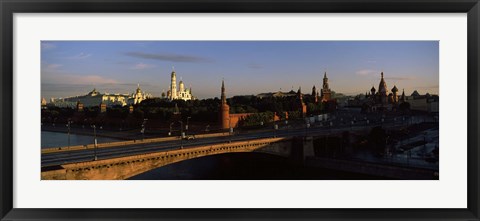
49,85,152,108
167,68,194,101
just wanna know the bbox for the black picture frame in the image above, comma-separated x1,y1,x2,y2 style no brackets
1,0,479,220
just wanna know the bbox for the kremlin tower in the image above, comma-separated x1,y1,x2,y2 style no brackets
220,80,230,129
320,72,332,102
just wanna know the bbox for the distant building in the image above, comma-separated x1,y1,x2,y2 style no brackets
320,72,332,102
256,90,297,98
41,98,47,109
406,92,439,113
167,68,194,101
364,72,400,111
295,87,307,117
363,72,439,113
220,80,231,129
49,85,152,108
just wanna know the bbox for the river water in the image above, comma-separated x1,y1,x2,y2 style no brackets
41,131,121,149
129,152,386,180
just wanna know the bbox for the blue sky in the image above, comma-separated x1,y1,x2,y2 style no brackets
41,41,439,100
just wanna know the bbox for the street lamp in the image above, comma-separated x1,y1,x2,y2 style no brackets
274,124,278,138
178,121,184,149
186,116,191,137
91,124,97,161
141,118,148,143
305,123,310,137
169,122,174,136
66,119,72,150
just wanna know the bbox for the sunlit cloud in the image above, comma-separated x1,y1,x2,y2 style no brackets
44,63,62,70
124,51,212,63
130,62,155,70
355,69,377,76
385,76,416,81
42,68,119,85
68,52,92,60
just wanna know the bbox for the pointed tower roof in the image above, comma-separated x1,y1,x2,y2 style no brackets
378,72,388,93
221,79,226,104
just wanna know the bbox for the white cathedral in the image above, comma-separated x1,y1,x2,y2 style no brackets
49,84,152,108
166,68,194,101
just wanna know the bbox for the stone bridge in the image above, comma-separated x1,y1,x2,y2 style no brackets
41,137,314,180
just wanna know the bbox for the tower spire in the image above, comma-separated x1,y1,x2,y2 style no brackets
221,79,226,104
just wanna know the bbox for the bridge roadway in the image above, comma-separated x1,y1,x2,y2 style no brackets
42,118,405,167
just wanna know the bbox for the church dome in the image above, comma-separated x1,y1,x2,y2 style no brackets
391,85,398,93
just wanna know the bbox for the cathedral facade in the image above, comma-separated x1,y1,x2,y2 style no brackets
365,72,403,111
167,69,194,101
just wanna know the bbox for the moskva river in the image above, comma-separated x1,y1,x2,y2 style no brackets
129,152,386,180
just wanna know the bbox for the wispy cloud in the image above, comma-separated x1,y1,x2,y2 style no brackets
130,62,155,70
68,52,92,60
385,76,416,81
45,74,119,85
42,66,119,85
355,69,377,76
44,63,62,70
41,42,56,50
124,51,212,63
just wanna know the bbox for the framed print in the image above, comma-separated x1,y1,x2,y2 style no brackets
1,0,479,220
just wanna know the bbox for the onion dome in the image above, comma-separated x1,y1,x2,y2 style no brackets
391,85,398,93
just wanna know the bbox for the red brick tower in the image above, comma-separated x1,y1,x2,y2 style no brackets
220,80,230,129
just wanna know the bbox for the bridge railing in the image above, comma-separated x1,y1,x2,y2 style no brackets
41,132,231,154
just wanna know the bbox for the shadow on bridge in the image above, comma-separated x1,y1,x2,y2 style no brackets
41,136,314,180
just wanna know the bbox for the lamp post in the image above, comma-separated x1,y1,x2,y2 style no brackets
305,123,310,137
285,120,288,133
178,121,184,149
274,124,278,138
423,132,427,159
141,118,148,145
92,124,97,161
66,119,72,150
186,116,191,137
169,122,174,136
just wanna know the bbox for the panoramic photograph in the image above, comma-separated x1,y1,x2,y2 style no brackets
40,41,439,180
